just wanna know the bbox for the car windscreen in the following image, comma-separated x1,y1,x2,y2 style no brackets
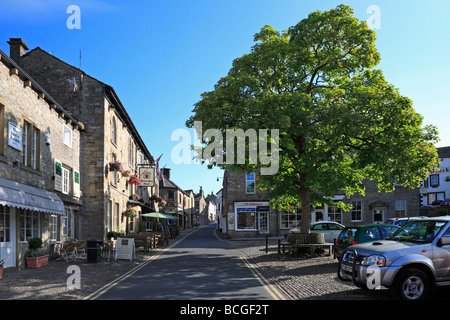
388,220,447,243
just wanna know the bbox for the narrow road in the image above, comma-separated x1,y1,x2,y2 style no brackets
88,224,286,300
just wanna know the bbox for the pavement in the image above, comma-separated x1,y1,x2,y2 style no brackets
0,225,391,300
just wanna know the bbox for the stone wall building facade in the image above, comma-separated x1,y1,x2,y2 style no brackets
16,39,158,241
221,167,421,239
159,168,194,229
0,42,83,268
342,180,420,226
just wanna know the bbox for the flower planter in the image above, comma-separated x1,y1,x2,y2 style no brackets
25,254,49,269
128,174,141,185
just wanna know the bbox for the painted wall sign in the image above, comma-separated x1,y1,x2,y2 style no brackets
7,122,22,151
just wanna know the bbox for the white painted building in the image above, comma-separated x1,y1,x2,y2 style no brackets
420,147,450,207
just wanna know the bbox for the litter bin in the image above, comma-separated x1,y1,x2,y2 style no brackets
87,240,103,263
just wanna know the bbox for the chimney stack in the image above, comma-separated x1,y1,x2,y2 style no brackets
162,168,171,180
7,38,29,66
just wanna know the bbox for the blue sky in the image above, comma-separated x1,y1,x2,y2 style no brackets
1,0,449,196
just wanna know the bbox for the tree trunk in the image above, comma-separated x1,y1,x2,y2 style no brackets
300,186,311,234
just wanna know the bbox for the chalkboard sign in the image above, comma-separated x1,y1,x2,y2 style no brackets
115,237,135,261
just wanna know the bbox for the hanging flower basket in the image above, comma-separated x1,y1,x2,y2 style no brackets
128,174,141,185
131,193,142,201
124,207,136,218
108,160,123,172
122,170,131,177
158,199,167,207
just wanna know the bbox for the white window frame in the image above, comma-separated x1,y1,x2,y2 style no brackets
62,167,70,194
19,209,40,242
50,215,58,241
395,200,407,218
246,173,256,194
350,201,363,222
22,122,29,166
63,124,72,148
430,174,439,188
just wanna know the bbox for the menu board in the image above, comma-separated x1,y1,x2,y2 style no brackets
115,238,135,261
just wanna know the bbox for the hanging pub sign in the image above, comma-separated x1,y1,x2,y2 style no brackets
7,122,22,151
137,165,155,187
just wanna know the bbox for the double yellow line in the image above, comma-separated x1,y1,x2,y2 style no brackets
240,256,287,300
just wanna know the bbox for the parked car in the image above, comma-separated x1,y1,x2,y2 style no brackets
337,217,450,300
335,224,400,260
386,216,427,227
289,221,345,243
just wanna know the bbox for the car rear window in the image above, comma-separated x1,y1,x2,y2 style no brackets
339,227,357,239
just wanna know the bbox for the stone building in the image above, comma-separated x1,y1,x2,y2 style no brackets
158,168,194,229
342,180,420,226
0,43,83,268
183,189,195,228
221,168,277,238
194,187,208,226
14,39,158,241
221,166,421,238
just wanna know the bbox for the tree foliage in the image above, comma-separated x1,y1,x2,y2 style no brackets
186,5,439,232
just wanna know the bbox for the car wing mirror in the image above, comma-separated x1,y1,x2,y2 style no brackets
437,237,450,247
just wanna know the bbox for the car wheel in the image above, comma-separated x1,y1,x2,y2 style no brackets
391,268,432,300
337,260,351,282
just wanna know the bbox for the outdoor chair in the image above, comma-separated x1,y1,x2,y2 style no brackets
74,240,86,259
61,240,77,262
102,240,115,261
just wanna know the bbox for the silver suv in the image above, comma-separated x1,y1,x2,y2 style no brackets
338,216,450,300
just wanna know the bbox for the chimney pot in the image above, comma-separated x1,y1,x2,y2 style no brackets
7,38,29,66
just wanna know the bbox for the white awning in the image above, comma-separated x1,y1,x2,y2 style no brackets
0,177,65,215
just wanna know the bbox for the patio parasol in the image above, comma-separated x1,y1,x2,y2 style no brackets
141,212,178,219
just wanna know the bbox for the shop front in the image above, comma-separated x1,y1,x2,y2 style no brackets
0,177,65,268
230,201,270,238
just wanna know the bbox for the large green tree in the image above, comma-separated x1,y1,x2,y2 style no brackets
186,5,439,233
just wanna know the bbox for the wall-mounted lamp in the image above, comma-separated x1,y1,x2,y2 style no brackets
45,135,51,146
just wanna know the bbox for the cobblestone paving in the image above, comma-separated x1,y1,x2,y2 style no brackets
231,239,390,300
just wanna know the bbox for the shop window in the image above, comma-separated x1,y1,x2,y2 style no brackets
236,209,256,230
280,206,301,229
19,209,40,242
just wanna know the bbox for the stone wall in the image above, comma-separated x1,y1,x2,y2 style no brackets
222,168,277,238
21,47,156,240
343,180,420,225
0,51,81,267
